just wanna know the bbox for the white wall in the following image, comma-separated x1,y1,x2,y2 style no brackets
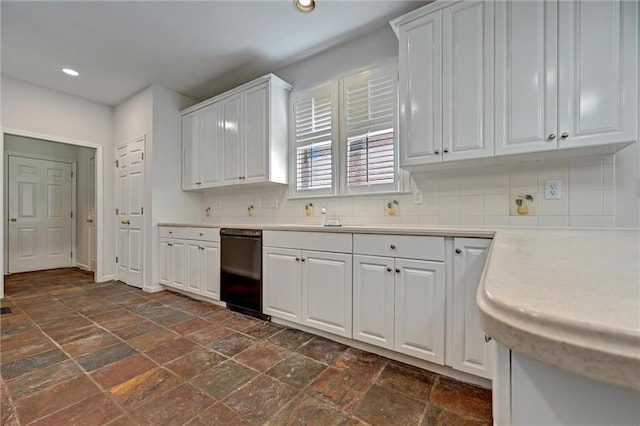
1,77,115,286
149,85,200,290
114,85,199,291
274,25,398,91
76,146,96,270
615,135,640,228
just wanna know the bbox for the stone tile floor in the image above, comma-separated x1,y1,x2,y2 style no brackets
0,268,492,425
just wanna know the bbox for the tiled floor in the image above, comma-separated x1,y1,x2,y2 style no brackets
1,268,492,425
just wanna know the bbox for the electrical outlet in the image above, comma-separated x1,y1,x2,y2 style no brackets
544,180,561,200
413,191,424,204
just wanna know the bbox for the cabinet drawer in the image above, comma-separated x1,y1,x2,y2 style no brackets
353,234,444,261
264,231,352,253
158,226,220,242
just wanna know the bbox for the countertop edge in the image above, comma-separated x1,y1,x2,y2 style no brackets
477,236,640,392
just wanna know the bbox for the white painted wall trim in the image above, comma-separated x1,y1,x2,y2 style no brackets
2,128,106,284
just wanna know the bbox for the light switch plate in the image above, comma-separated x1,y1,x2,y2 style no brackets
413,191,424,204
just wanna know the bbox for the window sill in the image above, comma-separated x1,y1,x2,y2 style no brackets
287,189,412,200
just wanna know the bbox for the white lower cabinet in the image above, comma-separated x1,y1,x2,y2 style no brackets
450,238,493,379
263,244,352,338
353,254,445,364
302,251,352,338
263,247,302,323
158,226,220,300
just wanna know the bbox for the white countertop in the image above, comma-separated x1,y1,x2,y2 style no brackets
158,222,640,390
477,228,640,391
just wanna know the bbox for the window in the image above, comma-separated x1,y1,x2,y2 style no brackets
291,83,337,196
290,63,400,198
343,64,397,194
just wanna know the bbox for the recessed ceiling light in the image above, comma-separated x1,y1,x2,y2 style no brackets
294,0,316,13
62,68,79,77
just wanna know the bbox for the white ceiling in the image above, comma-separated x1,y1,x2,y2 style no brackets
1,1,427,106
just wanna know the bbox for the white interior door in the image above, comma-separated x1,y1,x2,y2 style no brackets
8,156,72,273
88,156,97,272
116,139,145,288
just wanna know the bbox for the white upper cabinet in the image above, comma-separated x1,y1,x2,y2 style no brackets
399,11,442,166
397,1,493,168
181,74,292,190
558,0,638,149
222,93,243,183
495,0,558,155
496,0,638,155
442,1,494,161
182,112,201,189
394,0,638,165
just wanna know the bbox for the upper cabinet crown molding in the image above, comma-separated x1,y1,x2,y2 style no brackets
181,74,292,191
392,0,638,171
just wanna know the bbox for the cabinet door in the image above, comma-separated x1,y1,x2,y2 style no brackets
202,242,220,300
222,93,243,183
302,251,352,338
394,258,445,364
399,11,442,166
452,238,493,379
558,0,638,148
263,247,302,323
185,242,202,294
243,83,269,183
158,238,172,286
171,240,186,289
200,103,224,186
442,1,494,161
182,112,201,189
495,0,558,155
353,255,395,349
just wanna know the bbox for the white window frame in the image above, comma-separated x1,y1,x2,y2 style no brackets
289,82,339,198
340,63,400,196
289,62,404,199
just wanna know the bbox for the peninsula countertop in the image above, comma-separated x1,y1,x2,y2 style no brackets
158,222,640,390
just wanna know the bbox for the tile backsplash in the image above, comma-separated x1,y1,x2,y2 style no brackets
201,155,615,228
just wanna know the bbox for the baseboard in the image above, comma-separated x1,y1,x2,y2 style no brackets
142,285,165,293
75,263,89,271
98,274,115,282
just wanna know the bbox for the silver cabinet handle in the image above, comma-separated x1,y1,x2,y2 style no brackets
386,267,392,272
295,257,300,261
434,149,440,155
301,258,306,262
455,248,462,254
395,268,400,273
390,244,396,249
443,148,449,153
548,133,556,140
561,132,569,139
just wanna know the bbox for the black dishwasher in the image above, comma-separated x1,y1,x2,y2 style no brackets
220,229,268,320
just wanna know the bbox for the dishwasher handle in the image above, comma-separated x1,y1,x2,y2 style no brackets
220,228,262,238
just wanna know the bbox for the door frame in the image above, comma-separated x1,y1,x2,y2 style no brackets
5,152,77,273
1,129,105,298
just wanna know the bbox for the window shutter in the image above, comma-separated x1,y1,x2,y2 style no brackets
344,64,397,188
292,83,336,192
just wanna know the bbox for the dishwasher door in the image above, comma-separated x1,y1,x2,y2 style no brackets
220,229,262,314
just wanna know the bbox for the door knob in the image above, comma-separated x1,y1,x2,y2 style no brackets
548,133,556,140
455,248,462,254
386,267,392,272
485,334,492,343
295,257,300,261
434,149,440,155
560,132,569,139
86,218,93,223
395,268,401,273
9,218,17,222
443,148,449,153
390,244,396,249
